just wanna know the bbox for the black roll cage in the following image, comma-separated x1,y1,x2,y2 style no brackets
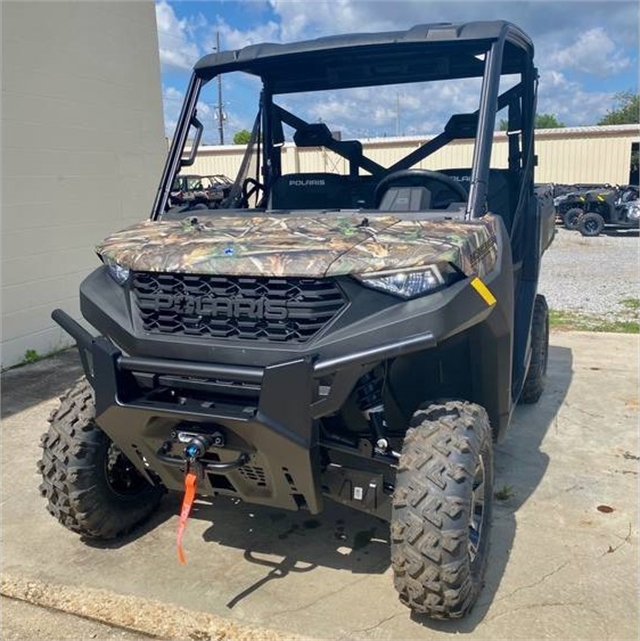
151,20,537,226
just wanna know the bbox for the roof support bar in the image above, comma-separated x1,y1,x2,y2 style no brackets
467,36,505,219
386,83,522,175
151,74,202,220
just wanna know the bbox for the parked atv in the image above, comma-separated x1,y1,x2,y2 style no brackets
40,20,554,620
577,184,639,236
554,185,608,230
169,174,233,209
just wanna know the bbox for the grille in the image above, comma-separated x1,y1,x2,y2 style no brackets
131,272,346,343
237,465,268,487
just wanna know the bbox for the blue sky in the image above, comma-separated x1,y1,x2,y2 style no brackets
156,1,639,141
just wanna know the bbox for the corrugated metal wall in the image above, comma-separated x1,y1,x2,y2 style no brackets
188,125,639,185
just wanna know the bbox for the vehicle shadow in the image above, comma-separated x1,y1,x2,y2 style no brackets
80,497,179,549
187,344,573,622
601,229,639,238
197,496,391,609
413,343,573,631
552,226,638,239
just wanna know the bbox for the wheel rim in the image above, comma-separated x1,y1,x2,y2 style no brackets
585,218,599,233
105,443,148,496
468,456,486,564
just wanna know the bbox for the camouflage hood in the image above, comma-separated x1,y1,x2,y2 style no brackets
96,213,500,278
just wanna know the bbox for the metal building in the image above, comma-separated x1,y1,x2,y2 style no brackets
189,124,639,186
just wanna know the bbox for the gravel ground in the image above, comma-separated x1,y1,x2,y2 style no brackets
538,227,639,318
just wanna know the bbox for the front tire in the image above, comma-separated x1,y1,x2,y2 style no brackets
578,212,605,237
519,294,549,404
391,401,493,619
38,379,164,539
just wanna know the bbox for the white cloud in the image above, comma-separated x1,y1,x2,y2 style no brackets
549,28,631,77
269,0,397,40
215,19,282,50
280,77,483,139
156,0,202,70
164,86,183,101
537,70,616,125
162,85,184,135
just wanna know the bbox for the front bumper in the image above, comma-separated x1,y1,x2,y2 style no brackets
54,309,436,517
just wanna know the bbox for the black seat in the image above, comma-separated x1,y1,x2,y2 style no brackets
378,186,432,211
269,173,355,210
438,168,517,230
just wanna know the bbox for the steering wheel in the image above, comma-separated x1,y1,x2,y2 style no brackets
374,169,468,208
241,177,266,208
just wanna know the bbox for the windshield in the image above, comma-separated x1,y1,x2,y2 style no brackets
159,43,531,221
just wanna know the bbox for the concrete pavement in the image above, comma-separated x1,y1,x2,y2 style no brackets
0,596,153,641
1,332,638,640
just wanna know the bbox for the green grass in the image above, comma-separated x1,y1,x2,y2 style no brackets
495,484,515,501
2,344,73,372
23,349,41,364
549,310,639,334
620,298,640,311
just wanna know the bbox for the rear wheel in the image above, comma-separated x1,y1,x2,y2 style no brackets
391,400,493,619
519,294,549,404
562,207,583,230
578,212,605,237
38,379,164,539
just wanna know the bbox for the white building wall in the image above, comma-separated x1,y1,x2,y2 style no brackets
2,1,166,368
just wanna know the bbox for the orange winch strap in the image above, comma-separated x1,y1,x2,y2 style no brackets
176,471,198,565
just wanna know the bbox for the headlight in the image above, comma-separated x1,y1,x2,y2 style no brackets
104,257,130,285
626,202,640,221
356,264,462,299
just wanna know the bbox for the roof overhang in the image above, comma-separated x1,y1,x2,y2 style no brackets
193,21,534,93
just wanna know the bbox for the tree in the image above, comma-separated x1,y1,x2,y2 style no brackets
598,91,639,126
233,129,252,144
534,113,565,129
499,113,565,131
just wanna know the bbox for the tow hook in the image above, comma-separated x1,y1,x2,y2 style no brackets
156,429,249,472
181,431,225,460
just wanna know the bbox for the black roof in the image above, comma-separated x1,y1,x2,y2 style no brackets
194,21,534,93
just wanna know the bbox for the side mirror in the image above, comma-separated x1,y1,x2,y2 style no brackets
180,115,203,168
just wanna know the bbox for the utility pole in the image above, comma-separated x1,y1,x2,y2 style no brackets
216,31,225,145
395,92,400,137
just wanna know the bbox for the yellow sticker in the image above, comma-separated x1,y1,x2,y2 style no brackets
470,277,497,306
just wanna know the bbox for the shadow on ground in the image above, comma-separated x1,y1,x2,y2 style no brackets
1,348,83,419
600,229,638,238
182,345,573,623
199,499,391,609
